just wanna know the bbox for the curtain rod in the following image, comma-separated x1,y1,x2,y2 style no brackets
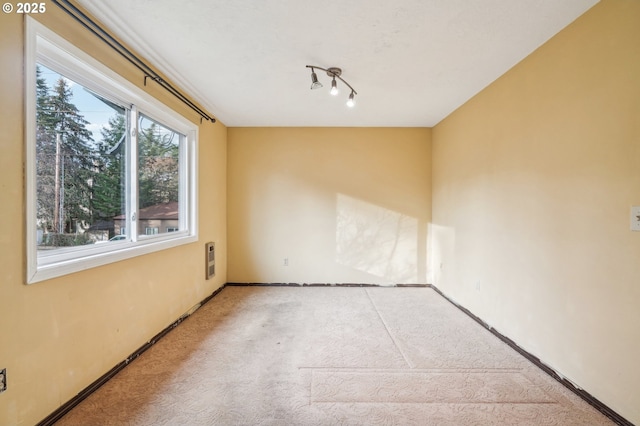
51,0,216,123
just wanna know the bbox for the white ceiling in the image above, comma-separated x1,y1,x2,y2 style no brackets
77,0,598,127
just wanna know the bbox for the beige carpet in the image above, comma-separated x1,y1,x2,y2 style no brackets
56,286,613,425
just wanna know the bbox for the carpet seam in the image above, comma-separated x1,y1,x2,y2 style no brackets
364,288,415,369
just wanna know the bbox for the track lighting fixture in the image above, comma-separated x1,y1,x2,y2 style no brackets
306,65,358,107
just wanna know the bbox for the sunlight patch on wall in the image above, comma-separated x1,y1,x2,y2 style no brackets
336,194,418,283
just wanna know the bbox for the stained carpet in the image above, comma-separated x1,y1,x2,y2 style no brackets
55,286,613,425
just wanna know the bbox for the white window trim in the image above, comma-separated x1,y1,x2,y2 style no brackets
25,17,198,284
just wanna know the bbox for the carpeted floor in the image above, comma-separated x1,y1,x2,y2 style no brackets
56,286,613,425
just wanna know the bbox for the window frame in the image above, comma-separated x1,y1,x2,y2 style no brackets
25,17,198,284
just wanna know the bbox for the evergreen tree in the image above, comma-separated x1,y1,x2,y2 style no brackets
35,69,95,236
138,120,179,208
35,66,57,231
92,113,126,223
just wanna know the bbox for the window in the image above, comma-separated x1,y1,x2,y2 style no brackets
26,18,198,284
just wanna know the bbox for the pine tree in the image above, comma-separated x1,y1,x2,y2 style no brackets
138,120,179,208
92,113,126,225
35,69,95,237
35,66,57,231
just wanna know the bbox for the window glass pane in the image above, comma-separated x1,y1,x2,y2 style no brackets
137,114,181,237
35,64,127,250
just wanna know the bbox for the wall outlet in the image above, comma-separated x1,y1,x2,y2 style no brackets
283,258,289,266
475,280,481,291
0,368,6,393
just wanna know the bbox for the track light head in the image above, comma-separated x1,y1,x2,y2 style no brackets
310,70,323,90
346,91,355,108
330,77,339,96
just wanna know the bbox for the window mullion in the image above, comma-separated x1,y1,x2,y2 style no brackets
129,106,138,241
179,134,187,232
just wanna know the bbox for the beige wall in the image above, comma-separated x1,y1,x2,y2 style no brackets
228,127,432,285
431,0,640,422
0,7,227,425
